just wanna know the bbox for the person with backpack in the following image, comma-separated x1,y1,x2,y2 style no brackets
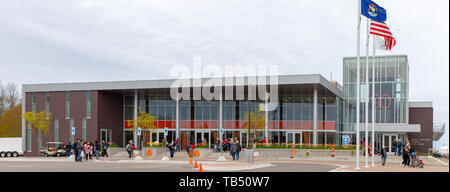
125,140,135,159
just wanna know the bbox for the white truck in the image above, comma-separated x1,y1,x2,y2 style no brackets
0,137,23,157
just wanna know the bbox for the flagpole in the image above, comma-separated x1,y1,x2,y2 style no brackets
355,0,361,170
364,18,370,168
371,34,376,167
355,0,361,169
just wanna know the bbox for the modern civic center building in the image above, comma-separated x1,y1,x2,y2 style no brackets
21,55,445,156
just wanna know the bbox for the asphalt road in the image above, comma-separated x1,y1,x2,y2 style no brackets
0,161,337,172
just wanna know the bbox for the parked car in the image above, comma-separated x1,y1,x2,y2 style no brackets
40,142,67,157
0,137,23,157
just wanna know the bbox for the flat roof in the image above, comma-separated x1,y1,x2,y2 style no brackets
409,101,433,108
23,74,343,98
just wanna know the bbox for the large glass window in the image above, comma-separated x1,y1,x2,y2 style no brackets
66,91,70,119
87,91,91,118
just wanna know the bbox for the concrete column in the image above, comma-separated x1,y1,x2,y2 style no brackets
22,90,26,152
176,93,180,140
219,97,223,147
313,88,318,145
264,92,269,143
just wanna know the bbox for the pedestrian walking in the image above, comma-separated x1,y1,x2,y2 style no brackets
83,141,92,161
393,139,398,155
176,137,181,152
187,142,191,155
397,140,403,156
215,139,220,152
94,140,100,160
125,140,135,159
169,140,175,158
65,142,72,157
380,146,387,166
230,140,242,161
402,143,410,167
72,140,80,162
102,140,109,157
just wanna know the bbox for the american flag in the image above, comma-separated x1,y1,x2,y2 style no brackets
370,20,396,50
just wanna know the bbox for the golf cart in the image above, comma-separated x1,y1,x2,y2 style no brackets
40,142,67,157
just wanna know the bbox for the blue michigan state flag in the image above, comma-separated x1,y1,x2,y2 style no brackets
361,0,386,22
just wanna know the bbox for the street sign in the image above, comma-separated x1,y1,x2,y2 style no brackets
71,127,75,136
342,135,350,145
164,127,168,136
220,128,223,135
194,150,200,158
137,127,142,136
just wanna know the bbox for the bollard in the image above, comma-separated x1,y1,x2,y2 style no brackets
331,144,335,157
194,160,198,168
199,163,203,172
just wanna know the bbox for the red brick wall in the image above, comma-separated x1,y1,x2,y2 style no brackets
24,91,105,156
408,107,433,153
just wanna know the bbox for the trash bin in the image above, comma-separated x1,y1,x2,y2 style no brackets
246,149,254,163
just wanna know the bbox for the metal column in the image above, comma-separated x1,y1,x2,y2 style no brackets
313,88,318,145
176,93,180,140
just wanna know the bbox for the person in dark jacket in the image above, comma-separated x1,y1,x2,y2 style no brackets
72,139,82,162
397,140,403,156
94,140,100,160
176,137,181,152
230,141,242,161
380,146,387,166
65,142,72,157
169,140,175,158
102,140,109,157
393,139,398,155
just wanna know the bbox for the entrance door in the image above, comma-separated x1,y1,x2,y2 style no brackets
382,134,398,154
181,131,187,150
287,132,301,146
287,132,294,145
101,129,112,143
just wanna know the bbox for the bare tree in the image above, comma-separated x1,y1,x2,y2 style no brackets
0,81,21,115
5,82,20,109
0,82,7,116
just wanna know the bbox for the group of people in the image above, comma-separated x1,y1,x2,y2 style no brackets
379,139,415,167
214,137,242,160
66,140,109,162
392,139,415,167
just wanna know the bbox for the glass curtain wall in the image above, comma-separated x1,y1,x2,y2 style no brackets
343,55,409,144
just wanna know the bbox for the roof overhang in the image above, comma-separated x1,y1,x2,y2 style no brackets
359,123,421,133
22,74,343,98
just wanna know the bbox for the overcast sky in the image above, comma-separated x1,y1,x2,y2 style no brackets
0,0,448,147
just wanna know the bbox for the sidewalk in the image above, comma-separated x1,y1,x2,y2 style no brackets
330,162,449,172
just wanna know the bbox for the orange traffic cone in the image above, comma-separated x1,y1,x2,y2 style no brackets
199,163,203,172
194,160,198,168
189,157,192,164
331,145,335,157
